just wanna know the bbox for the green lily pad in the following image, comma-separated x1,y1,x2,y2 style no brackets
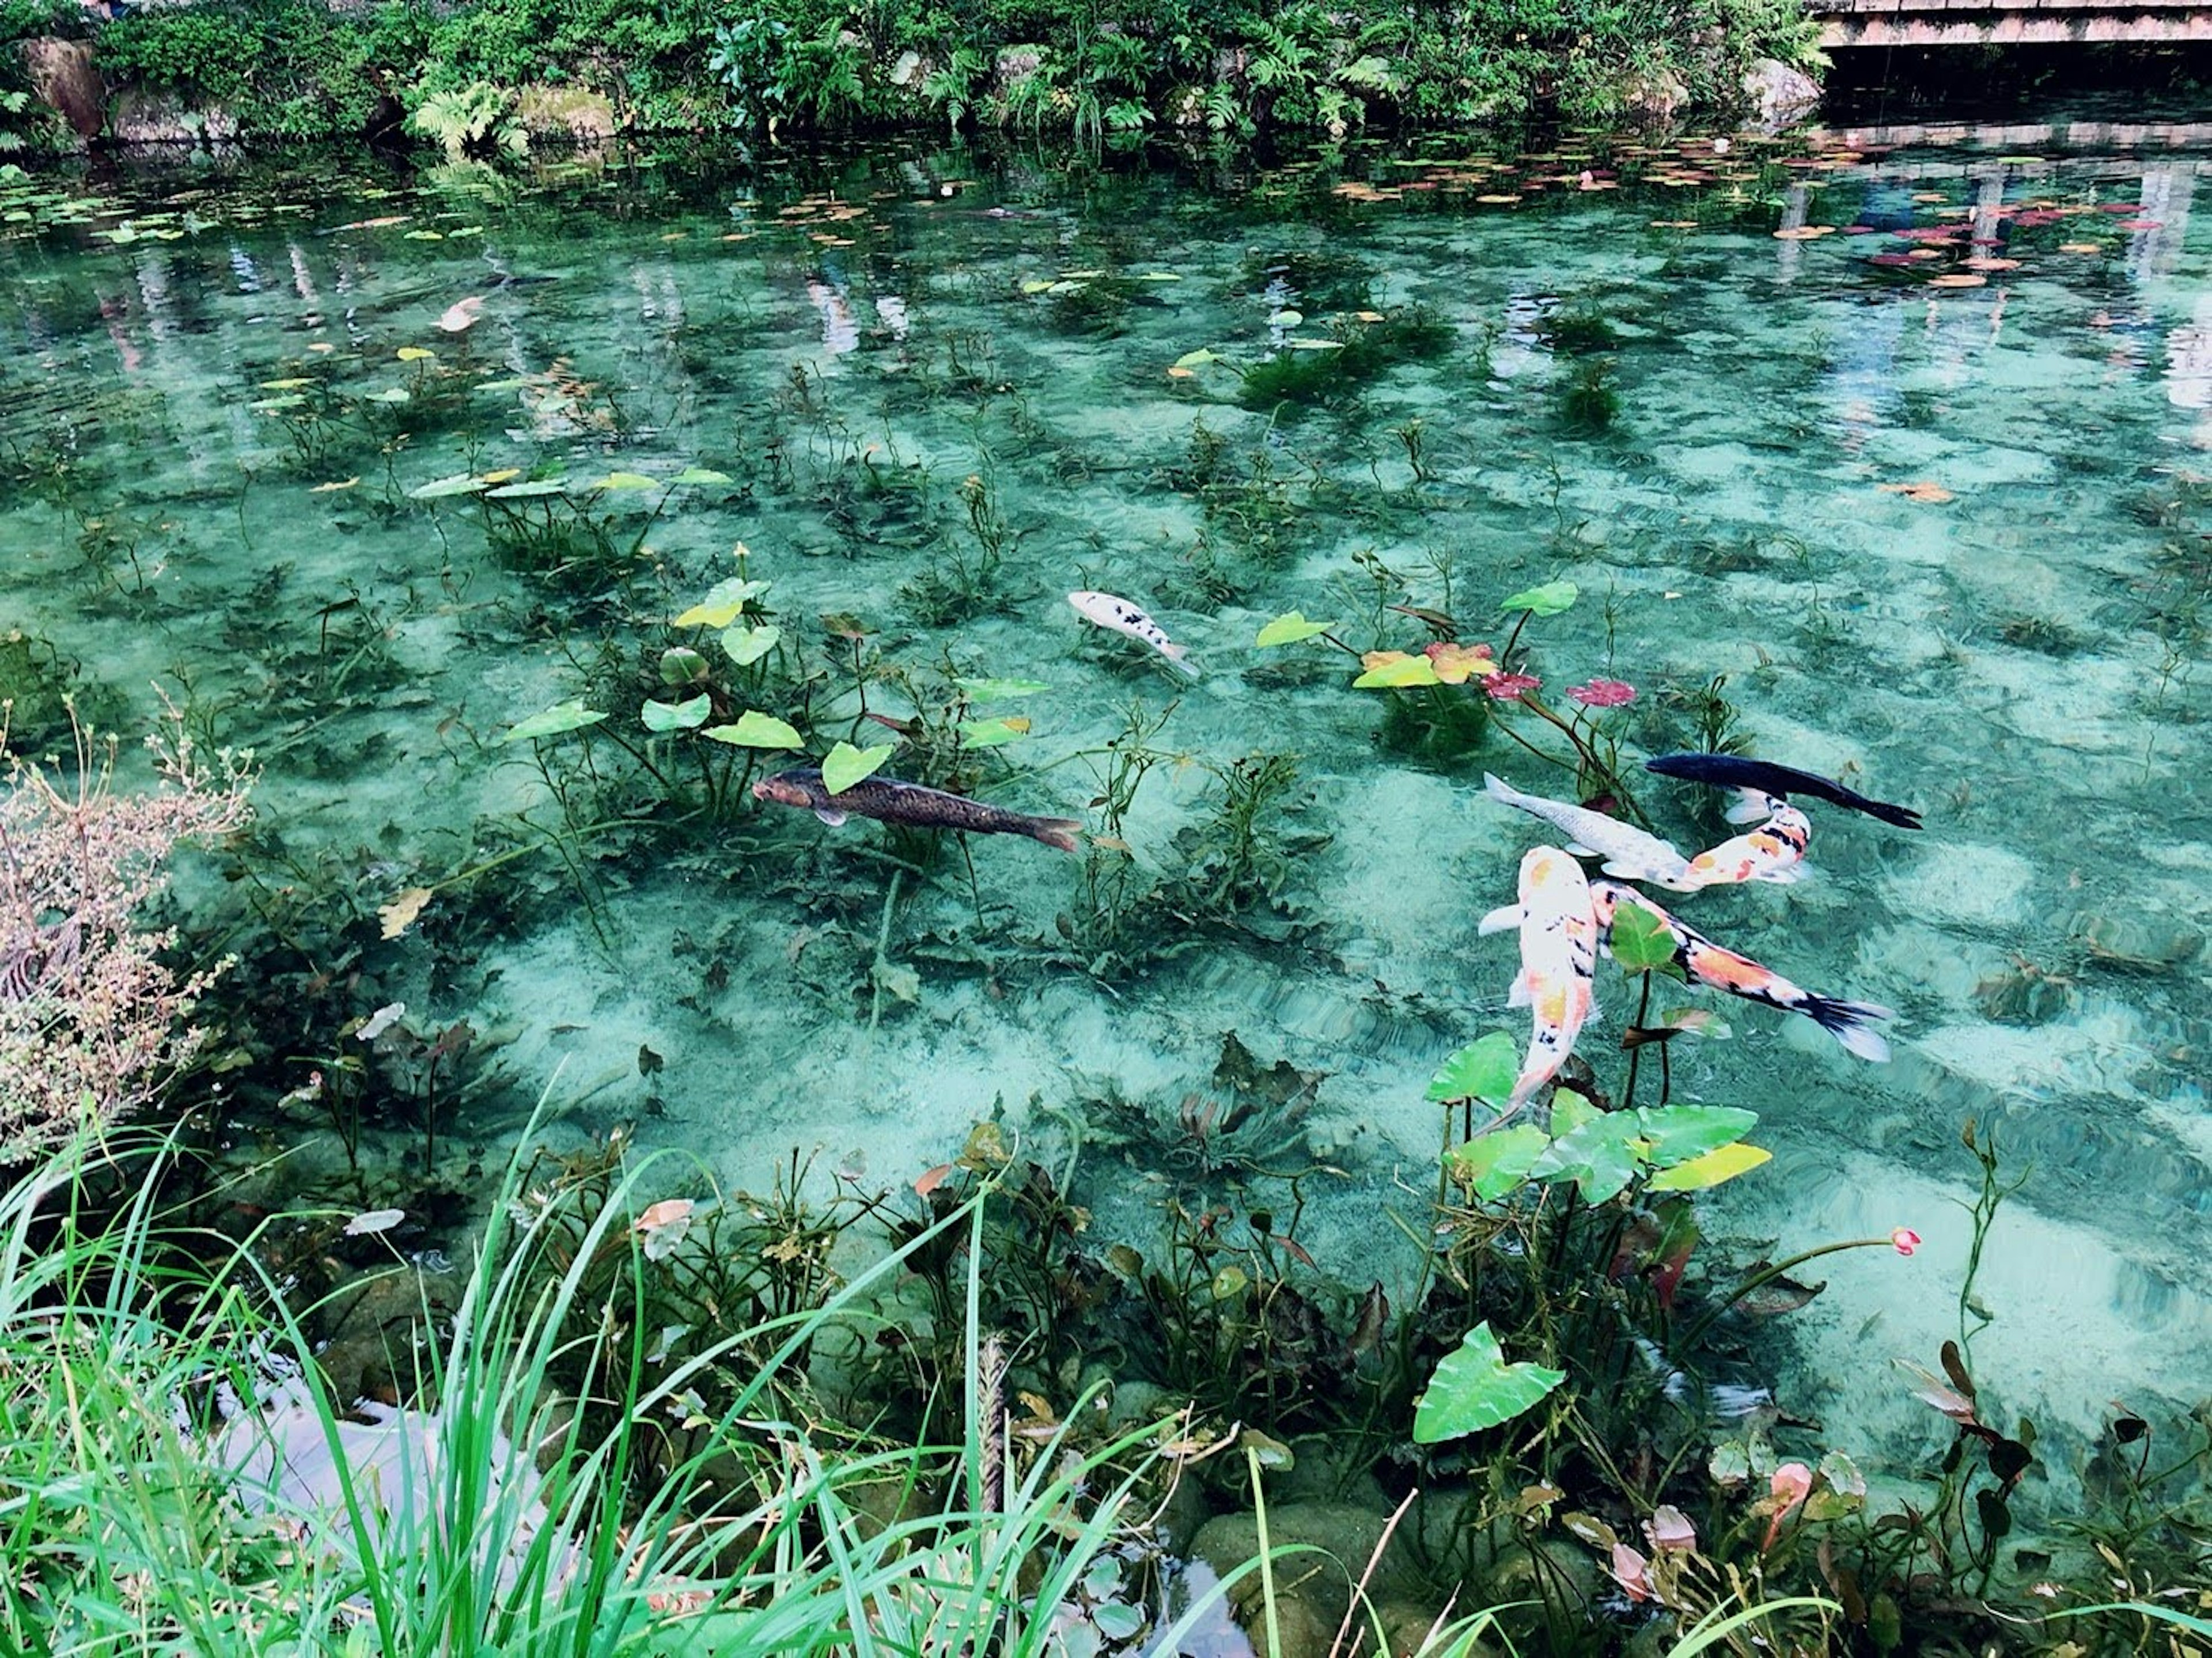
1609,898,1680,974
666,465,731,486
503,700,607,743
1444,1125,1549,1202
702,711,803,750
484,479,569,499
1173,348,1219,368
1413,1322,1565,1443
1530,1111,1646,1204
408,473,489,500
719,624,781,666
1647,1142,1771,1191
1635,1105,1758,1168
590,471,659,491
1352,655,1442,689
676,576,770,629
1425,1031,1518,1105
821,741,895,795
642,694,712,733
1500,580,1578,617
961,716,1031,749
1255,612,1335,648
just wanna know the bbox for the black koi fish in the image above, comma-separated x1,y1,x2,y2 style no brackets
753,767,1082,852
1642,753,1922,830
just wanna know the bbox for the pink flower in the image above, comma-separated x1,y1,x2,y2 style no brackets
1480,671,1541,701
1608,1542,1654,1602
1891,1227,1921,1257
1567,677,1637,708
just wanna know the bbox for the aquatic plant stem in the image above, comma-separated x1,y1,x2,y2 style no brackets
1674,1236,1906,1356
1622,972,1656,1107
868,870,903,1034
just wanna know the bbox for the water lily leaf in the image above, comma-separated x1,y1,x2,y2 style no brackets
668,466,731,485
345,1207,405,1236
677,576,770,629
503,700,607,743
396,346,436,361
719,624,781,666
961,716,1032,749
1267,308,1304,327
251,395,306,412
660,647,709,686
1658,1007,1731,1040
1648,1142,1771,1191
1500,580,1578,617
408,472,489,500
369,386,411,404
1635,1105,1757,1168
378,886,434,940
642,694,711,733
590,471,659,491
1609,898,1679,974
956,676,1051,701
1444,1124,1549,1201
1021,279,1054,294
1531,1111,1645,1204
1093,1602,1146,1641
1352,654,1442,689
703,711,803,749
1255,612,1335,648
259,376,315,390
484,479,568,499
1426,1031,1519,1104
822,741,894,795
1414,1321,1566,1443
1173,348,1219,368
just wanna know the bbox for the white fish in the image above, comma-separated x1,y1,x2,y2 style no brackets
1482,773,1696,891
1478,845,1600,1113
1067,591,1199,677
438,294,484,333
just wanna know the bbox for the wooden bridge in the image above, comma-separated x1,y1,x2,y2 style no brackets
1818,0,2212,46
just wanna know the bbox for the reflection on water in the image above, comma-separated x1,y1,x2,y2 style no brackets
2,122,2207,1482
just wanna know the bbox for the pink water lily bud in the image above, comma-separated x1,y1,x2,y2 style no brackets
1645,1504,1696,1553
1891,1227,1922,1256
1608,1542,1654,1602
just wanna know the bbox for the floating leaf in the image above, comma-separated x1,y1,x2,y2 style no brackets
1425,1031,1519,1104
1092,1602,1146,1641
1267,308,1304,327
1414,1321,1566,1442
1500,580,1578,616
369,386,411,404
822,741,894,795
1531,1111,1646,1204
1255,612,1335,648
591,471,659,491
642,694,711,733
961,716,1032,749
484,480,568,499
1171,350,1218,371
408,472,489,500
667,465,731,486
703,711,803,749
259,376,315,390
1020,279,1054,294
345,1208,405,1237
719,624,781,666
676,576,770,629
502,700,607,743
1444,1125,1549,1201
1648,1142,1772,1191
955,676,1050,701
396,346,436,361
1609,898,1679,974
1635,1105,1758,1168
659,647,709,686
1352,653,1442,689
378,886,434,940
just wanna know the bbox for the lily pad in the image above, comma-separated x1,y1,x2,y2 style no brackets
1444,1125,1549,1201
1500,581,1578,617
1425,1031,1518,1104
668,466,732,485
503,700,607,743
677,576,770,629
719,624,781,666
1609,898,1679,974
703,711,803,750
1414,1321,1566,1442
642,693,711,733
1255,612,1335,648
821,741,895,795
484,480,569,499
1352,655,1443,689
1635,1105,1758,1168
961,716,1032,749
408,472,490,500
1648,1143,1771,1191
590,471,660,491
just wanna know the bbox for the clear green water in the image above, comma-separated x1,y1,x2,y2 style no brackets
3,128,2207,1481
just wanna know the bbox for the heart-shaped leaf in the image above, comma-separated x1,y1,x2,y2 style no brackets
1352,655,1442,689
484,479,569,499
1500,580,1578,617
821,741,894,796
1636,1105,1758,1168
676,576,770,629
1647,1142,1772,1191
1609,898,1679,974
1531,1111,1646,1204
1255,612,1335,648
408,472,489,500
1444,1125,1549,1201
961,716,1032,749
1414,1321,1566,1443
1425,1032,1519,1104
1173,348,1219,368
502,700,607,743
660,647,709,686
590,471,659,491
720,624,781,666
642,694,711,733
668,465,731,485
703,711,804,750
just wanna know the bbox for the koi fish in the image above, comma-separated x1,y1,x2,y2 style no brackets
1588,881,1893,1061
1478,846,1600,1111
1482,773,1697,891
753,767,1082,852
1067,591,1199,677
438,295,484,333
1680,795,1812,889
1644,752,1922,830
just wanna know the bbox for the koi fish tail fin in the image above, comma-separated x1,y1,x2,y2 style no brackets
1159,642,1202,677
1803,995,1895,1063
1724,788,1778,825
1482,772,1525,810
1851,794,1924,831
1032,817,1086,853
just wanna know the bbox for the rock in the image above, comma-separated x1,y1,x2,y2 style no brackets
1741,58,1822,131
2071,912,2203,974
108,90,238,145
514,84,617,143
1620,68,1690,123
21,37,102,142
1190,1499,1429,1654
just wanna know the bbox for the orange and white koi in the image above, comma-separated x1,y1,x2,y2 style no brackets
1680,793,1812,890
1588,881,1892,1061
1478,846,1601,1111
1482,773,1697,891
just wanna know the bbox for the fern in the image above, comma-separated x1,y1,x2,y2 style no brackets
406,82,527,161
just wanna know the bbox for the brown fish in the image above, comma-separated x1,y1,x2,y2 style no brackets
753,767,1081,852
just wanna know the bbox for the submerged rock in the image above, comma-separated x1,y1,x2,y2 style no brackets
2070,912,2203,975
1190,1499,1426,1656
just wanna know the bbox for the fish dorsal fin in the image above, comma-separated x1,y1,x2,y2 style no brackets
1478,903,1524,936
1725,788,1777,825
813,807,849,828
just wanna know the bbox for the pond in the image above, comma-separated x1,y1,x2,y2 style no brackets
2,117,2206,1507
